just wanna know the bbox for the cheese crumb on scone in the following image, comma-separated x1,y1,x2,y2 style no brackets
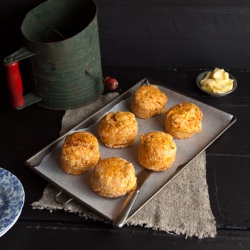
90,157,137,198
164,102,203,139
59,132,101,175
138,131,177,171
97,111,138,148
131,85,168,118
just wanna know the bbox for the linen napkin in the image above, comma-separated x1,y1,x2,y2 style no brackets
32,93,217,239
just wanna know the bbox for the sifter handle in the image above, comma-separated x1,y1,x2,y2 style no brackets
5,61,25,109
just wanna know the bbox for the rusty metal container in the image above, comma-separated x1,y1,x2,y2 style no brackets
4,0,103,110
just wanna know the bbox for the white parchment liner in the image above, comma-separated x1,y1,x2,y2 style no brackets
34,86,233,222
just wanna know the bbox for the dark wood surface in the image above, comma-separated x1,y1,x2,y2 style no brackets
0,66,250,249
95,0,250,69
1,0,250,248
2,0,250,69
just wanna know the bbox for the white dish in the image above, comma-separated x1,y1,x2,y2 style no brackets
196,71,237,97
0,167,25,237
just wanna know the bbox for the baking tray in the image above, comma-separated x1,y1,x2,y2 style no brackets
26,77,236,223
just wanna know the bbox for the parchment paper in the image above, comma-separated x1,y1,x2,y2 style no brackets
34,86,233,222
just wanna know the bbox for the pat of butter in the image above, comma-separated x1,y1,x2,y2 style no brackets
200,68,234,94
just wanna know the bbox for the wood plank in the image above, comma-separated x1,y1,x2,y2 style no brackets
1,221,250,250
207,155,250,228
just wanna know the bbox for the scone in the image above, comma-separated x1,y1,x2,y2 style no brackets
131,85,168,118
97,111,138,148
59,132,101,175
90,157,137,198
164,102,203,139
138,131,177,171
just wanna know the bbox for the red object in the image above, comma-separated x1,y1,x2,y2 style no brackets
5,61,25,109
103,76,119,90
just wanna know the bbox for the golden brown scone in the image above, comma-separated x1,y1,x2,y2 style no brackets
131,85,168,118
60,132,101,175
97,111,138,148
164,102,203,139
90,157,137,198
138,131,177,171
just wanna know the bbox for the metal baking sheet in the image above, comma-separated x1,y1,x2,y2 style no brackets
26,77,236,223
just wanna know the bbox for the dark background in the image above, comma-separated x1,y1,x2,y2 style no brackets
1,0,250,70
1,1,250,249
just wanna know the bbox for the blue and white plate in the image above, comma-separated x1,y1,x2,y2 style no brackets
0,167,25,237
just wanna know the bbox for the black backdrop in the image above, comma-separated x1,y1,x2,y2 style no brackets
1,0,250,70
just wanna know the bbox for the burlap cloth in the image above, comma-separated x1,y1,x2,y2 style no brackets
32,93,217,239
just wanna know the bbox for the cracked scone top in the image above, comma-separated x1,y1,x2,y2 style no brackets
90,157,137,198
131,85,168,118
138,131,177,171
97,111,138,148
164,102,203,139
59,132,101,175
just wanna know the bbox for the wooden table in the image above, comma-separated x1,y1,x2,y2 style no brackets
0,66,250,249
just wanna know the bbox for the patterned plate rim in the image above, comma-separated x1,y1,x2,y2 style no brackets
0,167,25,237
